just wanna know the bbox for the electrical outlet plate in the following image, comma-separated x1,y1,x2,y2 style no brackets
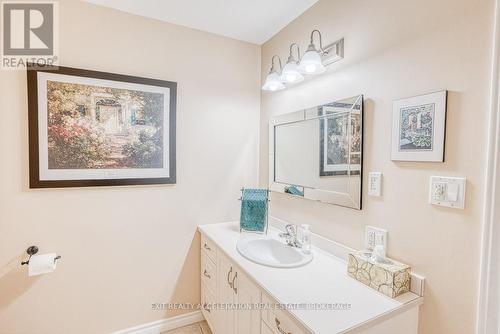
365,226,388,251
429,176,466,209
368,172,382,196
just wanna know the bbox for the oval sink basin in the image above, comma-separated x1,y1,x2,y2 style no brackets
236,236,313,268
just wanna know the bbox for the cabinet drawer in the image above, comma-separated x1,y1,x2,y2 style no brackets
201,282,215,330
201,234,216,263
201,253,217,294
273,308,309,334
262,292,310,334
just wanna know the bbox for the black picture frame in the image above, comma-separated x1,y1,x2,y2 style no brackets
27,65,177,188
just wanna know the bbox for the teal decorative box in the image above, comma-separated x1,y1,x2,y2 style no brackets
347,252,411,298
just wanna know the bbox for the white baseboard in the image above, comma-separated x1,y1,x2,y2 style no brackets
111,311,204,334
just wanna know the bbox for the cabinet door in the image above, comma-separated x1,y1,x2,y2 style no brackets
217,253,237,334
234,269,262,334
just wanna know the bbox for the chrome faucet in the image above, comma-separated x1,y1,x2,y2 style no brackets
279,224,302,248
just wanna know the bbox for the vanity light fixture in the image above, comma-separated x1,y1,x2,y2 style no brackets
262,55,285,91
299,29,326,75
281,43,304,84
261,30,344,92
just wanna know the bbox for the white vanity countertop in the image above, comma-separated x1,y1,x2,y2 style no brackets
198,222,423,334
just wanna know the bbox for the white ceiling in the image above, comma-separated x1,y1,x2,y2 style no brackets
85,0,318,44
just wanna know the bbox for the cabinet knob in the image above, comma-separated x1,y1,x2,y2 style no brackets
203,303,211,313
203,270,211,279
203,243,211,251
232,272,238,294
227,267,233,288
275,318,291,334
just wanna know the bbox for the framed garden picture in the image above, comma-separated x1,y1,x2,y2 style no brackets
27,65,176,188
391,90,447,162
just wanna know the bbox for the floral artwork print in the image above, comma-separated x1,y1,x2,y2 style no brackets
47,81,164,169
399,103,434,151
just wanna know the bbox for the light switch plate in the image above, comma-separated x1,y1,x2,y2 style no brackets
365,226,387,251
368,172,382,196
429,176,466,209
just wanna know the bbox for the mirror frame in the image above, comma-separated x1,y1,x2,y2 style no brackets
268,95,364,209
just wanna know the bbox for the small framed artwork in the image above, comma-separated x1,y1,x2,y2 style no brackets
391,90,447,162
27,65,177,188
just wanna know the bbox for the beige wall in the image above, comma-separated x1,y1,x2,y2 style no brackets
0,0,495,333
260,1,494,333
0,1,260,333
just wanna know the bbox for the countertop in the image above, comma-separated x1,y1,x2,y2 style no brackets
198,222,423,334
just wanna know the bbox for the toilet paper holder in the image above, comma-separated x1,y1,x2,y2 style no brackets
21,246,61,265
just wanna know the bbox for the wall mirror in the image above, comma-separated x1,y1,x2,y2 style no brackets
269,95,363,209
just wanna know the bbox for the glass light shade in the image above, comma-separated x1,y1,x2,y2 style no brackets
262,71,285,91
281,62,304,84
299,49,325,75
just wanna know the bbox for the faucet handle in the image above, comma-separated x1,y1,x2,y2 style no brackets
280,224,302,248
285,224,296,235
279,224,294,239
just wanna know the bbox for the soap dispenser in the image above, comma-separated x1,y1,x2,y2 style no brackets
300,224,312,254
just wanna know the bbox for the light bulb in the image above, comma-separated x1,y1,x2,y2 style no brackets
262,71,285,91
281,61,304,84
299,46,325,75
262,55,285,91
305,64,317,73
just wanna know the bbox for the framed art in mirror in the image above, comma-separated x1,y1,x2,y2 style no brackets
319,102,361,176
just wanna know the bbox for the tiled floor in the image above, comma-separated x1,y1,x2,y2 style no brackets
162,321,212,334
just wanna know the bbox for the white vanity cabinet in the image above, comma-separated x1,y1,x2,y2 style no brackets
202,235,262,334
199,223,422,334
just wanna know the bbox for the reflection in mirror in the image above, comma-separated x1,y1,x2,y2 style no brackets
269,95,363,209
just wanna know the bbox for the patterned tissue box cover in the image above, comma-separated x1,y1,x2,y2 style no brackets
347,252,411,298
